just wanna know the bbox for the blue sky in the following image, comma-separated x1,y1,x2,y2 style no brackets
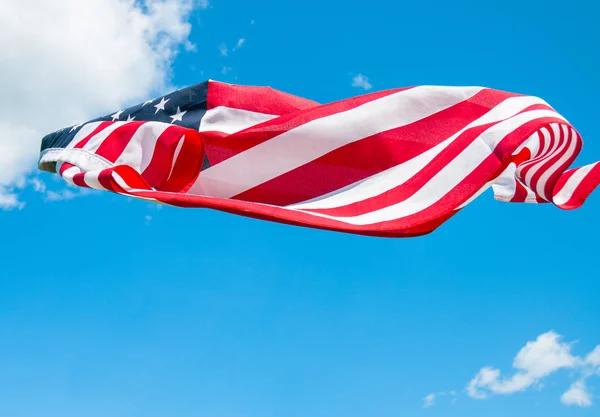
1,1,599,416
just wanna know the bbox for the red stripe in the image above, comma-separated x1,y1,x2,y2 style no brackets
554,163,600,210
527,124,561,200
202,87,413,165
97,169,120,193
141,127,204,193
115,166,153,190
96,167,153,193
505,146,533,202
140,126,189,190
341,117,568,231
233,89,521,206
517,126,559,186
104,118,564,238
100,188,439,238
207,80,319,114
72,173,89,188
551,166,579,199
59,162,75,176
160,131,204,193
302,112,560,218
510,180,529,202
94,121,146,162
73,121,113,149
540,128,582,201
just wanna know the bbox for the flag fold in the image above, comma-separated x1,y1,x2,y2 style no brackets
38,80,599,237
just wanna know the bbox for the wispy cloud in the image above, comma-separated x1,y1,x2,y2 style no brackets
184,39,197,52
221,66,232,75
30,177,94,203
423,393,436,408
352,74,372,90
0,191,24,210
199,0,210,9
45,189,79,202
30,178,46,193
232,38,245,51
423,390,457,408
219,43,228,56
220,38,245,56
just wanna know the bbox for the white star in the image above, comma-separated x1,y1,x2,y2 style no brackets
111,110,124,121
126,114,136,122
70,122,83,132
142,99,154,106
154,97,169,114
170,106,187,124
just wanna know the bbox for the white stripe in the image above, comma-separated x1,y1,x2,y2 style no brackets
190,86,486,198
529,124,567,200
199,106,277,134
533,128,550,158
81,122,129,153
536,125,577,201
491,133,542,202
521,127,554,186
491,162,518,201
61,166,81,185
110,172,159,202
553,162,598,206
112,172,131,190
290,95,551,210
66,122,103,148
83,171,106,190
167,135,186,181
114,122,172,173
293,109,565,225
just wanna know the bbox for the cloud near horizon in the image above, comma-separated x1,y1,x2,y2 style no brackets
466,331,599,407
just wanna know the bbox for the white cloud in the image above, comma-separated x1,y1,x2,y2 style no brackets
0,0,200,208
561,380,592,407
220,38,245,56
467,332,578,399
468,367,502,399
199,0,210,8
0,191,24,210
45,189,79,202
423,393,435,408
423,390,457,407
464,331,600,408
513,331,578,378
585,346,600,368
222,66,233,75
233,38,246,51
28,177,96,203
184,39,197,52
30,178,47,193
352,74,372,90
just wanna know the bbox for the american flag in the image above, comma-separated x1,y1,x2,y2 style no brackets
38,80,599,237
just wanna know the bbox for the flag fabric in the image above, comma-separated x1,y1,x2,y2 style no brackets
38,80,599,237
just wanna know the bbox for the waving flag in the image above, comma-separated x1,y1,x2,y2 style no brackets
38,80,599,237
